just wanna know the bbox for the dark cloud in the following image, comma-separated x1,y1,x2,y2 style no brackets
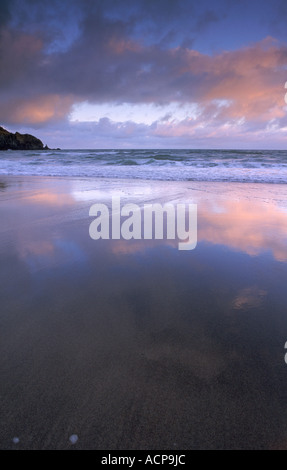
194,10,219,33
0,0,286,139
0,0,13,28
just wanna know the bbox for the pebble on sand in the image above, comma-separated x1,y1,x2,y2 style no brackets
69,434,78,444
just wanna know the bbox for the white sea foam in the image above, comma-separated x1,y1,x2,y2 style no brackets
0,149,286,183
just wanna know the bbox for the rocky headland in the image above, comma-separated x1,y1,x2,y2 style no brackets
0,126,49,150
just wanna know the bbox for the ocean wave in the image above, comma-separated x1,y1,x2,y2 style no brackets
0,149,286,184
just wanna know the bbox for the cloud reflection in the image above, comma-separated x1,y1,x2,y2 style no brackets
199,198,287,262
232,286,267,310
9,180,287,267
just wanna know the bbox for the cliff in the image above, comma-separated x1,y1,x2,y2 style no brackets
0,126,48,150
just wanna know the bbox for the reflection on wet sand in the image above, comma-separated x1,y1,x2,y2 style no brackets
25,192,74,206
199,199,287,262
0,176,287,450
108,197,287,262
0,179,7,191
232,286,267,310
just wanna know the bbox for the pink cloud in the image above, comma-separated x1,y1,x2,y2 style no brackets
0,94,74,125
1,16,287,147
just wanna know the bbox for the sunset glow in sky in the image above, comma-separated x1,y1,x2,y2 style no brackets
1,0,287,148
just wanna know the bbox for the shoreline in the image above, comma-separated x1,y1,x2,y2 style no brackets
1,174,287,213
1,172,287,184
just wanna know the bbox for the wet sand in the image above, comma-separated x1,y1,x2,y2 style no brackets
0,175,287,450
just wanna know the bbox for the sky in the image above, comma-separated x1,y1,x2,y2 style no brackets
1,0,287,149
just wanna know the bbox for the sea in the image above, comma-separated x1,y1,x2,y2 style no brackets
0,149,287,183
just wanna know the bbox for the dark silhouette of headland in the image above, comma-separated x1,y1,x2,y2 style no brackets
0,126,49,150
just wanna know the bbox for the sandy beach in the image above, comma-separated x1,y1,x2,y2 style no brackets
1,175,287,450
